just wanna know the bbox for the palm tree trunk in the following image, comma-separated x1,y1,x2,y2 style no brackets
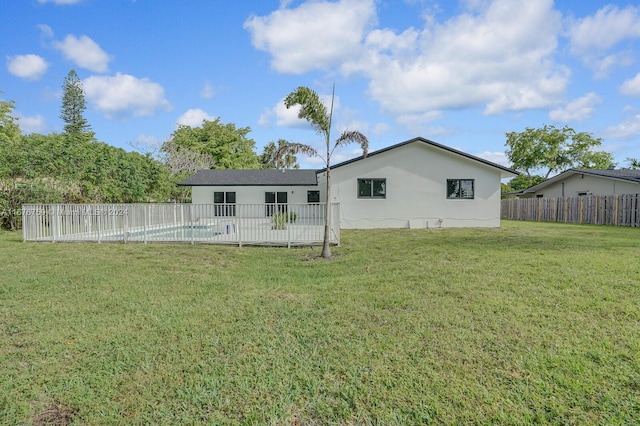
321,167,331,258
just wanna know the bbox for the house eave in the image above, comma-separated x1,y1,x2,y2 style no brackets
177,182,319,187
317,136,519,177
515,168,640,195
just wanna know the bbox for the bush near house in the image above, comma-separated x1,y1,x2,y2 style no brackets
271,211,297,229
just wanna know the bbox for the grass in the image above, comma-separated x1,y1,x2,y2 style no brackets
1,220,639,425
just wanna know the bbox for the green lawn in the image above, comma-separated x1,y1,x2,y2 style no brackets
1,221,639,425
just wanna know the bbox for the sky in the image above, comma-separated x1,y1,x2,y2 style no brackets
2,0,640,171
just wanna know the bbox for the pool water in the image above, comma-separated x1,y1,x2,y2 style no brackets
116,225,222,240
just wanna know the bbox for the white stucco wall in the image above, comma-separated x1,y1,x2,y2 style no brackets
191,185,323,205
322,142,504,229
191,184,324,220
527,173,640,198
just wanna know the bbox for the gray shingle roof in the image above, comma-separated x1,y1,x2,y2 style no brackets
178,169,318,186
179,137,519,188
571,168,640,183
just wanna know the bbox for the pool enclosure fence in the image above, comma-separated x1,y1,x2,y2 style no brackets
22,203,340,247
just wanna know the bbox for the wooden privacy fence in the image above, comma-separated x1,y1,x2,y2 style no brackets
501,194,640,227
22,203,340,247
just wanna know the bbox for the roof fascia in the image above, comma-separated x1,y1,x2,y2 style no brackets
321,137,518,177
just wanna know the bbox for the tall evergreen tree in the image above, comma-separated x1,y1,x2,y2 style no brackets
60,70,94,140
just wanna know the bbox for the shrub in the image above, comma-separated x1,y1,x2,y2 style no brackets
271,211,297,230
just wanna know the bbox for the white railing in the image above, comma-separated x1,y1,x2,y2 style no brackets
21,203,340,247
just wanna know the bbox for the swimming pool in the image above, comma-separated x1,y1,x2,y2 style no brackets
115,225,222,240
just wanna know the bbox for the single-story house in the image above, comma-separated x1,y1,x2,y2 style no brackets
179,137,518,229
509,168,640,199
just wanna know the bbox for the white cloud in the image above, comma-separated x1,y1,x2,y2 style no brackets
244,0,377,74
549,92,601,122
16,113,47,134
568,5,640,55
261,95,338,128
37,24,54,38
54,34,111,72
337,119,369,136
475,151,510,167
590,52,634,79
83,73,171,118
6,54,49,80
200,81,214,99
604,114,640,140
176,109,216,127
621,73,640,96
397,111,442,126
275,101,305,127
567,5,640,75
365,0,567,116
38,0,83,4
246,0,568,123
372,123,391,135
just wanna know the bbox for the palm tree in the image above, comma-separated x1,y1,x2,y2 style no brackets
626,157,640,170
274,85,368,258
261,139,300,169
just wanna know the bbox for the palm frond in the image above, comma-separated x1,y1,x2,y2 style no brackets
335,130,369,158
272,142,319,167
283,87,330,136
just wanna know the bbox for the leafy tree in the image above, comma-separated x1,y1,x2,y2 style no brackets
0,102,66,229
275,85,368,259
0,98,20,143
131,138,208,202
505,125,614,179
0,97,23,176
160,139,214,175
60,70,94,142
508,174,546,191
0,97,26,229
1,91,175,229
501,182,514,198
260,139,299,169
166,118,260,170
162,142,214,202
625,158,640,170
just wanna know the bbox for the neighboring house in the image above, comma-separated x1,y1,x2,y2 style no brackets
179,137,518,229
510,169,640,199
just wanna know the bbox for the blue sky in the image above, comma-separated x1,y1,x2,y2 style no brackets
3,0,640,170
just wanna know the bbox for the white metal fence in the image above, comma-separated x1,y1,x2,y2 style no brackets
22,203,340,247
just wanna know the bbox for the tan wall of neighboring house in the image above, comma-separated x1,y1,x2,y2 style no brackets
524,174,640,198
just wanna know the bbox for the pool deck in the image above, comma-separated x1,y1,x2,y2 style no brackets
26,218,334,247
22,203,340,247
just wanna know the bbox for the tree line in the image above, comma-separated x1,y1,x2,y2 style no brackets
0,70,297,230
501,125,640,195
